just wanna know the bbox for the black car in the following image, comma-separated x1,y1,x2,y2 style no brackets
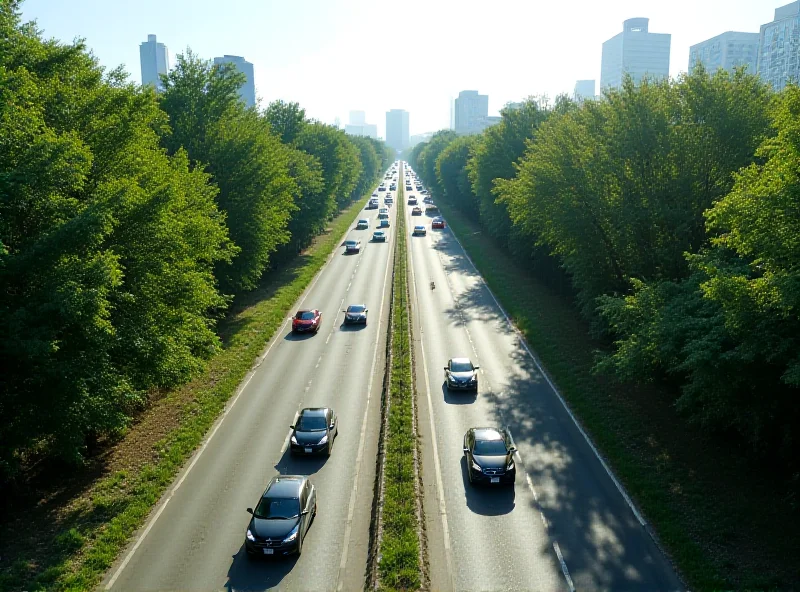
290,407,338,456
245,475,317,557
444,357,479,391
463,427,517,485
343,304,368,325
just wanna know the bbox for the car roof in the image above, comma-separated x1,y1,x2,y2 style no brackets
345,239,357,244
472,427,504,441
414,225,425,228
451,357,471,365
347,303,367,308
265,475,306,498
299,407,329,417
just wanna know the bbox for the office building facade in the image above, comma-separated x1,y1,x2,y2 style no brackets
689,31,759,75
344,123,378,139
573,80,596,102
454,90,489,135
139,34,169,91
758,1,800,90
600,18,671,90
213,55,256,108
349,111,366,125
386,109,409,151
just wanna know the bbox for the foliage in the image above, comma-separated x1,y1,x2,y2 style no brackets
435,135,480,220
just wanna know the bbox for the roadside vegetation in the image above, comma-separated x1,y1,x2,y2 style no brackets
409,68,800,588
0,1,391,589
377,178,424,590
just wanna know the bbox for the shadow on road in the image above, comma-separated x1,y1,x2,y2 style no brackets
338,322,368,331
224,545,298,591
283,330,319,341
273,446,329,476
459,456,516,516
442,382,478,405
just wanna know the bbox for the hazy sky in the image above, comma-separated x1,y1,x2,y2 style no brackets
20,0,784,138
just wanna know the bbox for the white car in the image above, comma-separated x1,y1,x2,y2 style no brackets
344,240,362,253
412,225,426,236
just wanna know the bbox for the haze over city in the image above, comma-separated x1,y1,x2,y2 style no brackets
21,0,785,137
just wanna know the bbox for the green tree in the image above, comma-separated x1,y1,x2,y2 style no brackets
435,135,480,220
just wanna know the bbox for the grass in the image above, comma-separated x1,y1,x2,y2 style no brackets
377,175,423,591
0,193,373,592
434,196,800,590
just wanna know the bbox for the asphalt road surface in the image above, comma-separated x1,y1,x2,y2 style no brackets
403,167,683,592
102,174,398,592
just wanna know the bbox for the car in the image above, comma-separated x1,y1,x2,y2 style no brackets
423,196,433,204
372,192,379,197
463,427,517,485
378,186,386,191
367,200,378,209
385,196,394,204
412,207,422,216
406,186,413,191
379,219,390,228
356,219,369,230
408,197,418,205
343,304,368,325
290,407,338,456
245,475,316,558
372,230,387,242
444,357,479,390
416,185,423,191
432,217,446,229
412,225,427,236
378,212,389,220
292,309,321,333
426,204,439,213
344,240,361,253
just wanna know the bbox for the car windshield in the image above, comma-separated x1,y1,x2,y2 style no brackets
473,439,508,456
297,311,315,320
254,497,300,520
347,305,365,313
450,360,473,372
345,241,356,246
359,219,368,224
296,414,327,431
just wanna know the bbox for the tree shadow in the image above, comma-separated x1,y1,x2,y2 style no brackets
224,545,298,591
459,456,516,515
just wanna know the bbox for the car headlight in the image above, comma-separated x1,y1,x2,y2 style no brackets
291,435,297,445
246,529,256,542
318,434,328,445
471,460,482,472
506,460,515,471
282,524,299,543
469,375,478,382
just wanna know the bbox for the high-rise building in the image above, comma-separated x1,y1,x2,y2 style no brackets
344,123,378,139
454,90,489,135
689,32,760,75
757,1,800,90
349,111,366,125
385,109,409,151
600,18,671,90
213,55,256,108
139,34,169,92
574,80,596,102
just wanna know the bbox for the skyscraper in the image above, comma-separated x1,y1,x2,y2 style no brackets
573,80,596,102
600,18,671,90
385,109,409,151
139,34,169,92
454,90,489,135
213,55,256,108
757,1,800,90
349,111,366,125
689,32,760,75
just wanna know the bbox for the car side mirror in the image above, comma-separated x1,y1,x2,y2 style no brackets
474,366,480,370
364,309,369,313
301,510,309,515
443,367,448,370
246,507,254,515
462,447,469,453
509,446,517,453
330,423,335,430
289,425,295,429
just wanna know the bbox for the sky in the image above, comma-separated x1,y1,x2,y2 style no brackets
20,0,786,138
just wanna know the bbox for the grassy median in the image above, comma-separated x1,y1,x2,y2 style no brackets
0,194,372,592
377,178,423,591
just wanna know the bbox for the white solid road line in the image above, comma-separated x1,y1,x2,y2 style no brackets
105,198,369,590
443,225,647,527
406,210,455,591
335,197,396,592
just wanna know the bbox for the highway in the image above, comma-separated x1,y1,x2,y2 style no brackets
101,172,398,591
403,166,683,591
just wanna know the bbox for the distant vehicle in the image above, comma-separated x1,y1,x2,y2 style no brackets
408,197,418,205
412,225,427,236
412,207,422,216
356,219,369,230
463,427,516,485
372,230,387,242
416,185,423,191
406,186,413,191
423,196,433,204
344,240,361,253
378,186,386,191
426,204,439,213
290,407,338,456
385,196,394,204
432,217,446,229
372,192,379,197
367,199,378,209
379,219,390,228
343,304,368,325
245,475,316,558
444,357,479,390
292,309,321,334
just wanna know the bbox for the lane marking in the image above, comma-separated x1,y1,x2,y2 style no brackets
406,211,455,590
336,206,395,592
444,225,647,527
105,199,364,590
280,404,304,455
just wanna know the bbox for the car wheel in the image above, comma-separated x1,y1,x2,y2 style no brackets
296,533,303,556
467,464,473,484
326,440,332,457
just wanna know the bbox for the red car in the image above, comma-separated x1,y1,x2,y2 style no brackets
432,217,446,229
292,309,321,334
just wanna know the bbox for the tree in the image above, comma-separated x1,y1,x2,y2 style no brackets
435,135,480,220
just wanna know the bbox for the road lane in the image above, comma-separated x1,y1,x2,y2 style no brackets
103,172,398,592
404,166,682,592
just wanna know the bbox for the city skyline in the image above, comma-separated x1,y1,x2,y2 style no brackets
21,0,786,137
213,55,256,108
